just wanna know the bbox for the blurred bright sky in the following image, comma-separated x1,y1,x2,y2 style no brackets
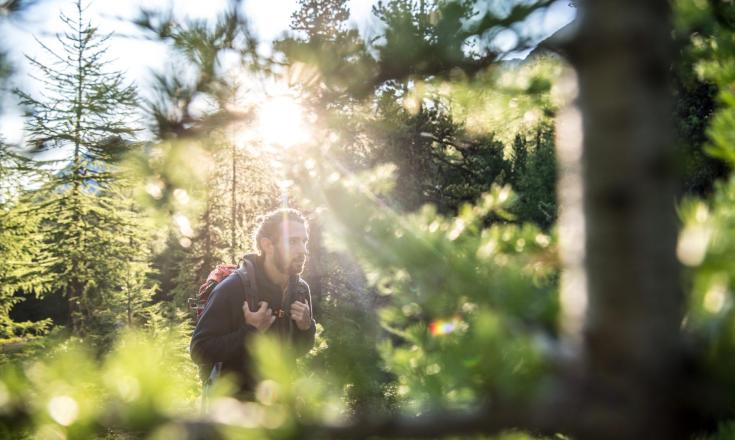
0,0,575,145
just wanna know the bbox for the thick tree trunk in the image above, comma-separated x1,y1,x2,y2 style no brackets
568,0,685,438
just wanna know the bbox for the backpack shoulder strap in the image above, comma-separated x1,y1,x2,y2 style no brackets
235,259,258,310
241,259,258,292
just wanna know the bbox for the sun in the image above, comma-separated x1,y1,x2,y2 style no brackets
256,95,312,149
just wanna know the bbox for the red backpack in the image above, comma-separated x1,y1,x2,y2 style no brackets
188,259,258,322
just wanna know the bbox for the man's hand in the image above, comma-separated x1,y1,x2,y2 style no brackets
290,300,312,331
243,301,275,332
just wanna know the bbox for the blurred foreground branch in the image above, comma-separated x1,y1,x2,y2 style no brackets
305,400,560,439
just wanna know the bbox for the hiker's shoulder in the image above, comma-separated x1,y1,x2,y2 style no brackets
240,254,262,276
212,273,242,297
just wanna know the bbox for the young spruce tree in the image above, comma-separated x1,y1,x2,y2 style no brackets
0,144,53,339
14,0,155,339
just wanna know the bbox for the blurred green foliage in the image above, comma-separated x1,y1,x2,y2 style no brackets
0,329,199,439
3,0,735,438
302,164,558,412
675,0,735,437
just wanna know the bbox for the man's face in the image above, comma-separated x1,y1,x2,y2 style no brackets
272,220,308,276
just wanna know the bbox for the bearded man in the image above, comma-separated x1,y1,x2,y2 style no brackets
190,208,316,395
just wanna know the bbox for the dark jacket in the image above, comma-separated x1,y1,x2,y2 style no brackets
190,254,316,392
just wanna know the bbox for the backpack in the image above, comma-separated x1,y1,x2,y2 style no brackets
188,258,258,323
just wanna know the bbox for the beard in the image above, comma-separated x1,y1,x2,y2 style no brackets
274,249,305,276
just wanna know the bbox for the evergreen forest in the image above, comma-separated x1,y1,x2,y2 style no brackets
1,0,735,438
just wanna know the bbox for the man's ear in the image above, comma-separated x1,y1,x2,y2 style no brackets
261,237,275,255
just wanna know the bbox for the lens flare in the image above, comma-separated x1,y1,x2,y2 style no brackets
429,316,462,336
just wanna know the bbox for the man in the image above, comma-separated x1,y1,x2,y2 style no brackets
190,208,316,395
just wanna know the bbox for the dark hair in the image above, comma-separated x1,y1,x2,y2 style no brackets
253,208,308,254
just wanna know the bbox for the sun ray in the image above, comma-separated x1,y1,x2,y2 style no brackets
312,147,447,263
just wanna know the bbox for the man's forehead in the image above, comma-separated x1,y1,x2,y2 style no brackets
280,220,308,238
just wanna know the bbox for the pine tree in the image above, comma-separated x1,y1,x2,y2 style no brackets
290,0,350,41
169,136,278,308
13,0,152,337
0,144,53,338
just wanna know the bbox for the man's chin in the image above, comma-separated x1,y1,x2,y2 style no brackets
289,261,305,275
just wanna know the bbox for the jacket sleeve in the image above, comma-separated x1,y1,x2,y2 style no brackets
190,279,257,365
293,282,316,356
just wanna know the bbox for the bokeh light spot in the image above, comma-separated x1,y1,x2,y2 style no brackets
47,395,78,426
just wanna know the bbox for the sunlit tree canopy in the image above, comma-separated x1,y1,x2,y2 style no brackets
1,0,735,439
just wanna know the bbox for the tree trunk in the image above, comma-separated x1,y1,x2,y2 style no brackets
67,284,82,335
568,0,685,437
